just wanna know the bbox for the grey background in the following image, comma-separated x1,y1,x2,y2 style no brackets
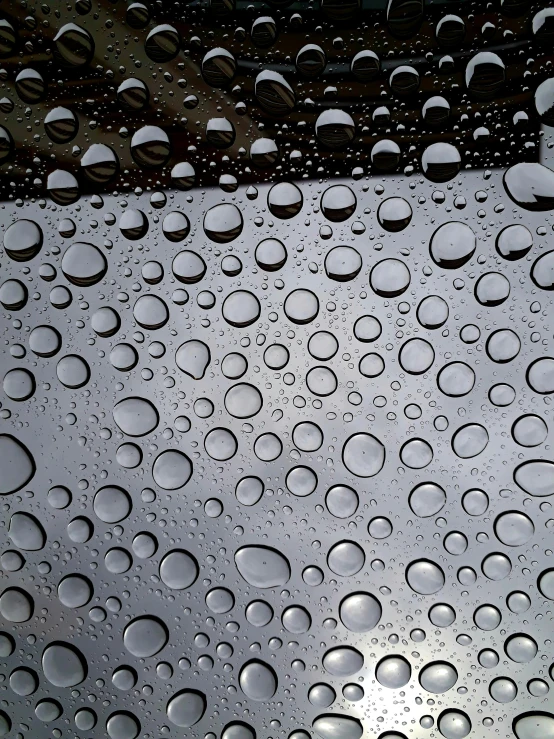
0,168,553,738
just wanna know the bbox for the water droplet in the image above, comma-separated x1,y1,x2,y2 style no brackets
420,661,458,693
166,690,206,727
451,423,489,458
0,587,33,622
3,368,35,401
106,711,141,739
504,163,554,211
130,126,171,169
286,466,318,497
152,450,193,490
339,592,381,632
376,656,411,688
42,642,87,687
0,435,35,495
438,710,471,738
62,242,107,286
239,660,277,700
175,340,211,380
324,246,362,282
8,512,45,551
370,258,410,297
113,397,159,437
406,559,445,594
123,616,168,658
482,552,512,581
505,634,538,663
256,238,287,271
312,714,363,739
342,433,385,477
422,143,461,183
326,485,359,518
284,289,319,324
328,541,365,576
430,222,476,268
235,546,290,588
494,510,534,546
268,181,303,219
225,384,263,418
321,185,356,222
315,110,355,149
323,647,364,677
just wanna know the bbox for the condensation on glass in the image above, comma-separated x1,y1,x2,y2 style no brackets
0,2,553,739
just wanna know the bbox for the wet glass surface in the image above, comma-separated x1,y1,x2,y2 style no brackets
0,2,554,739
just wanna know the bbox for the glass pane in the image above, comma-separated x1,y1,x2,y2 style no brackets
0,3,552,739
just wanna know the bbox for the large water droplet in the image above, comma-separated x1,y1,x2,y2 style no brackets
62,242,107,286
327,540,365,576
42,643,87,687
152,450,193,490
494,511,534,547
419,661,458,693
123,616,168,658
113,397,159,437
312,714,363,739
430,222,476,268
8,512,45,551
342,433,385,477
235,546,291,588
323,647,364,677
239,660,277,700
58,575,93,609
438,709,471,738
93,486,131,524
406,559,445,594
0,587,33,622
513,712,554,739
325,246,362,282
4,220,43,262
504,163,554,211
166,690,206,727
0,435,35,495
376,656,411,688
339,592,381,632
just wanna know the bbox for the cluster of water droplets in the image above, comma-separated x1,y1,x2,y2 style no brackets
0,1,554,738
0,163,553,739
0,0,553,198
